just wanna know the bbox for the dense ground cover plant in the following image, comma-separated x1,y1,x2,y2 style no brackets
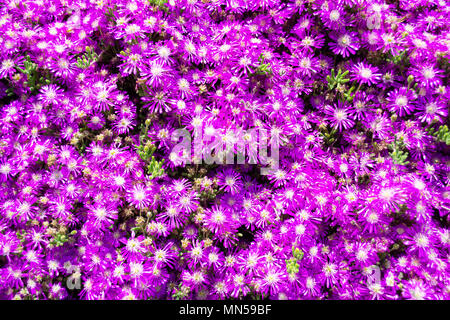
0,0,449,300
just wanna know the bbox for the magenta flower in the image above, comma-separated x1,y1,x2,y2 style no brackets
0,0,448,302
386,87,417,116
329,31,360,57
217,168,243,195
127,184,152,210
324,102,355,131
350,62,381,85
410,63,443,89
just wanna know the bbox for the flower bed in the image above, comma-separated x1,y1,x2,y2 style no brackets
0,0,449,300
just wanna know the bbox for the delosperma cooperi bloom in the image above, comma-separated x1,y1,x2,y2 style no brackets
0,0,448,302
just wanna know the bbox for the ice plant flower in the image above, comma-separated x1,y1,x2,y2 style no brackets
350,62,381,85
0,0,448,302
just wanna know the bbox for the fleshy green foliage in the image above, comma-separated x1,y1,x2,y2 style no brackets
172,284,189,300
147,155,165,179
137,143,157,162
137,122,165,179
148,0,168,8
105,5,118,20
343,85,356,102
137,144,166,179
293,247,304,260
428,125,450,145
387,50,408,65
250,53,272,76
131,225,145,235
76,47,98,69
320,127,338,147
388,137,410,166
286,247,304,275
49,231,77,247
326,68,349,90
16,55,50,92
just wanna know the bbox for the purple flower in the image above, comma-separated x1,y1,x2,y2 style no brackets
410,63,443,89
416,96,448,124
324,102,355,131
217,168,243,195
350,62,381,85
38,84,63,106
126,184,152,210
329,31,360,57
387,87,417,116
0,0,448,302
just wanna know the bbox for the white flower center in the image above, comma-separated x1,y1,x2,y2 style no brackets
395,96,408,106
422,67,435,79
360,68,373,79
334,109,347,121
151,64,164,77
414,233,429,247
330,10,340,21
338,35,350,46
134,190,145,201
